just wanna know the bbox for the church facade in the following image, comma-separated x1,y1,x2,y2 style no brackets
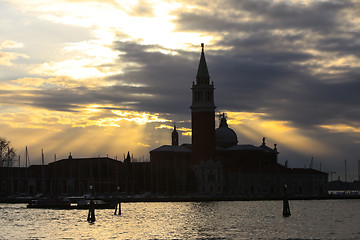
150,44,328,197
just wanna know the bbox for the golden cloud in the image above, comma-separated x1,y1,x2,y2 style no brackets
225,111,333,156
319,124,360,133
137,142,150,148
156,124,173,129
112,110,169,125
260,121,296,133
226,111,267,125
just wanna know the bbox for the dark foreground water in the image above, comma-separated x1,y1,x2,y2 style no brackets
0,200,359,239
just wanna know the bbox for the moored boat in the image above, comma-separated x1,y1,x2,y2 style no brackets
27,197,116,209
27,198,71,209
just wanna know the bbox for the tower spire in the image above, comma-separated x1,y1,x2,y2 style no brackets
172,123,179,146
196,43,210,83
190,43,216,162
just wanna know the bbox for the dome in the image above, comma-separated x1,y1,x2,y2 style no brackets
216,115,238,148
216,127,238,145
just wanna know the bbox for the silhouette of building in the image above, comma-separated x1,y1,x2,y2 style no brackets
0,153,151,196
150,44,328,197
0,44,328,198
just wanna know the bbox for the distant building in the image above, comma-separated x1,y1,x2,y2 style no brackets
0,154,150,196
328,179,360,193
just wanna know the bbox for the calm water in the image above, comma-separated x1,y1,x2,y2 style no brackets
0,200,359,239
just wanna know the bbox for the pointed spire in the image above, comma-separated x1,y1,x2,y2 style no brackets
172,123,179,146
196,43,210,84
124,151,131,164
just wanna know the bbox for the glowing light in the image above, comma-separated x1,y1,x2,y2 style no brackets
137,142,150,148
86,105,103,113
30,59,110,80
226,111,333,156
319,124,360,133
112,110,169,125
260,121,296,133
156,124,172,129
182,131,192,136
226,112,266,125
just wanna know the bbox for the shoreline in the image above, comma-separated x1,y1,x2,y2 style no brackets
1,194,359,204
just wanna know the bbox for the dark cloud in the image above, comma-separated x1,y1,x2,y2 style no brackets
175,0,352,33
234,0,349,32
108,41,197,114
317,34,360,58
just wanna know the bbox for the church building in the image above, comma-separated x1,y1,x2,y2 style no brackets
150,44,328,197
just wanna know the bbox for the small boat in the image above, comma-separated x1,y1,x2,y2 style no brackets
27,197,116,209
27,198,71,209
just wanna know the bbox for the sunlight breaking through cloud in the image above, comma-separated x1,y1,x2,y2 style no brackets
319,124,360,134
112,110,169,125
226,111,333,157
1,0,360,175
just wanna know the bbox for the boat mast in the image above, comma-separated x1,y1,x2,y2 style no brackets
25,146,31,167
42,149,45,193
25,146,28,168
358,159,360,181
345,159,347,183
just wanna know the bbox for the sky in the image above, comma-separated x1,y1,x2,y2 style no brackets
1,0,360,180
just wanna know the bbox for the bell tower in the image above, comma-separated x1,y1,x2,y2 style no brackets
190,43,216,162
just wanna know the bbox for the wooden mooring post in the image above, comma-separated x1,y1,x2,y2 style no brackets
87,200,96,222
283,184,291,217
114,201,121,215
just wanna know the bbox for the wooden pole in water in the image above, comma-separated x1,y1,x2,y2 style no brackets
87,200,96,222
118,201,121,215
283,184,291,217
114,201,121,215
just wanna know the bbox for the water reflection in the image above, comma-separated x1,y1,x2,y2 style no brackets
0,200,359,239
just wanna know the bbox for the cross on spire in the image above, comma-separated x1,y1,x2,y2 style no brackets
218,112,227,120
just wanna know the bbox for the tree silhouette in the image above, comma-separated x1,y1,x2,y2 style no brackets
0,137,16,167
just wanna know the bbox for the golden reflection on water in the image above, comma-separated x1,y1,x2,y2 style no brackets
0,200,359,239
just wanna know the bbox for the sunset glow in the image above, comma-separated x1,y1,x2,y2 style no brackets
1,0,360,176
